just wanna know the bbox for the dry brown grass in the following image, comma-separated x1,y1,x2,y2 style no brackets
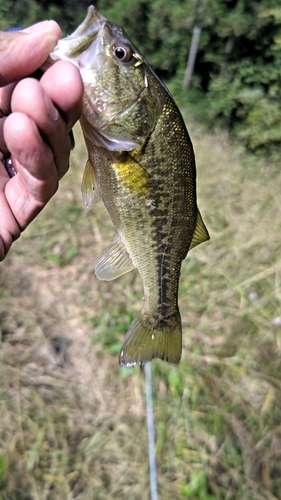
1,120,281,499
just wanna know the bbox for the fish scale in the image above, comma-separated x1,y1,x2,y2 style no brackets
51,5,210,367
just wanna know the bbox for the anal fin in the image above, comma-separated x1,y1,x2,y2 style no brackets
95,233,135,281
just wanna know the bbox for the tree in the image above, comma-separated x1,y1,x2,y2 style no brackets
0,0,91,33
193,0,281,153
1,0,280,154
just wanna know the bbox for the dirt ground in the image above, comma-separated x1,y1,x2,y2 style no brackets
1,122,281,499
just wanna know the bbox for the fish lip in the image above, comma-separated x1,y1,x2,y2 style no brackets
51,5,105,61
66,5,106,40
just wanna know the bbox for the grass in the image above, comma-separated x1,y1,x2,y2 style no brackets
1,115,281,499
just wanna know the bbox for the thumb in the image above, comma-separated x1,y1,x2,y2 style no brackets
0,21,62,86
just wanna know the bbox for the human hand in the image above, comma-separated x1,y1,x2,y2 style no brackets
0,22,84,261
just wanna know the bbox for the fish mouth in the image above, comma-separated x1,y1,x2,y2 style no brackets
51,5,105,61
66,6,105,40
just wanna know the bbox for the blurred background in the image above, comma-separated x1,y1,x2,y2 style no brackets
1,0,281,155
1,1,281,499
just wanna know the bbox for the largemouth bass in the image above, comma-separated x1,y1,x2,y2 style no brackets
51,6,209,367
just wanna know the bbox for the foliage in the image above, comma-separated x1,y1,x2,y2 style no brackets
0,0,90,33
1,0,281,151
194,0,281,155
182,469,217,499
0,455,6,487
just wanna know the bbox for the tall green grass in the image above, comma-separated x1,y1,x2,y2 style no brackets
1,121,281,499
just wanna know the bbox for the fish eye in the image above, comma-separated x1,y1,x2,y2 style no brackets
113,45,132,62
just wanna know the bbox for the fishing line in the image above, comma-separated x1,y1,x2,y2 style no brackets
145,362,158,500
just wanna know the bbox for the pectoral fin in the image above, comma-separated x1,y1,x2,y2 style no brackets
189,210,210,250
81,159,101,209
95,233,135,281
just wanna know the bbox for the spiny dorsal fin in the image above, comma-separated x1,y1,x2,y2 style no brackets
189,210,210,250
81,159,101,209
95,233,135,281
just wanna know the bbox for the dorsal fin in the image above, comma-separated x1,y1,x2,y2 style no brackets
189,210,210,250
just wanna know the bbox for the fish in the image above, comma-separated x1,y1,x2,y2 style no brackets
50,6,210,367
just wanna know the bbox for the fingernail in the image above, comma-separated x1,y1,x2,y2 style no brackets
48,103,59,122
22,21,50,33
44,92,59,121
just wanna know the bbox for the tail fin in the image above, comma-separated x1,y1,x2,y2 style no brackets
118,311,182,367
